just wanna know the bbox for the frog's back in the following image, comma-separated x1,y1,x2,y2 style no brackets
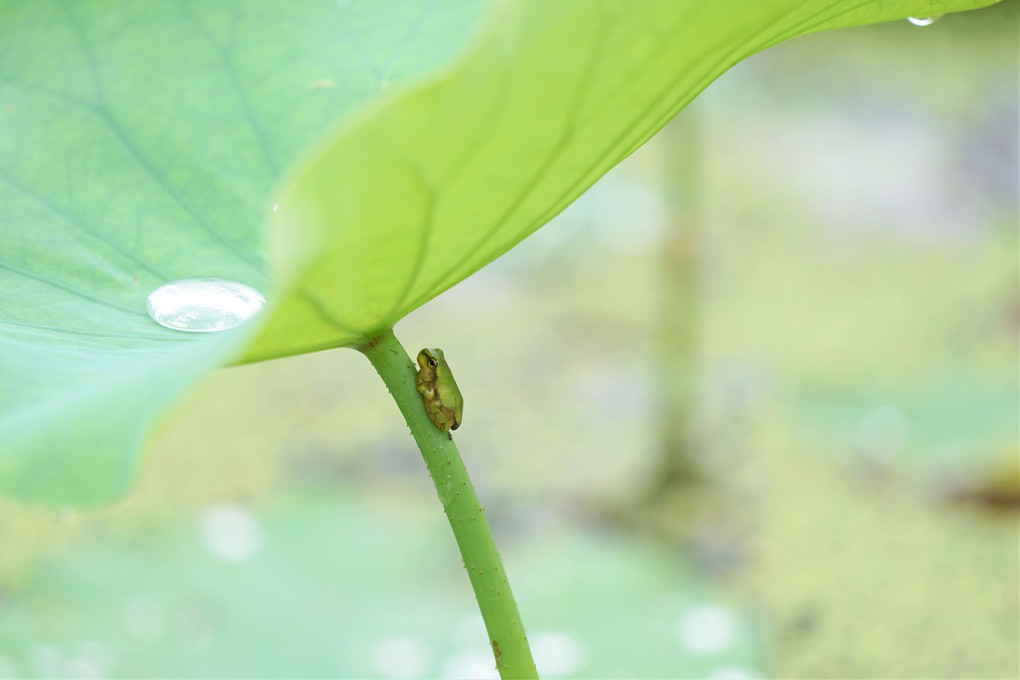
437,380,462,430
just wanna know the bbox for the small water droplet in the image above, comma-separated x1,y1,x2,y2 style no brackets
272,203,279,212
439,651,498,680
907,14,942,26
675,604,740,656
147,278,264,333
530,631,590,677
370,637,433,678
199,504,264,563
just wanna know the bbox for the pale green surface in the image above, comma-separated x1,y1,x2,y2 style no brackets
0,0,1000,504
0,6,1013,675
0,490,754,678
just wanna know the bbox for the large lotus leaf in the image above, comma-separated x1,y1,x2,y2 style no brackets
248,0,1002,357
0,0,997,504
0,0,489,503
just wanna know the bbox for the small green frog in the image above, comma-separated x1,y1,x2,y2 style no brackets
415,347,463,437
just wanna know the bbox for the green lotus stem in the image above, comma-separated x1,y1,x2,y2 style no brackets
359,328,538,680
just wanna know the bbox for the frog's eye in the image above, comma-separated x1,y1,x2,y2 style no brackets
427,358,438,368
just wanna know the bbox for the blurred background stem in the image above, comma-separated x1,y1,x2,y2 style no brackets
359,329,538,680
648,110,703,500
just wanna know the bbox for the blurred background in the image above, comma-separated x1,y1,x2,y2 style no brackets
0,4,1016,678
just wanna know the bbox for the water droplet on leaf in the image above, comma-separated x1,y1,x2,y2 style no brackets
370,637,433,678
530,631,590,677
675,604,740,656
907,15,942,26
198,503,264,563
439,651,498,680
147,278,264,332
